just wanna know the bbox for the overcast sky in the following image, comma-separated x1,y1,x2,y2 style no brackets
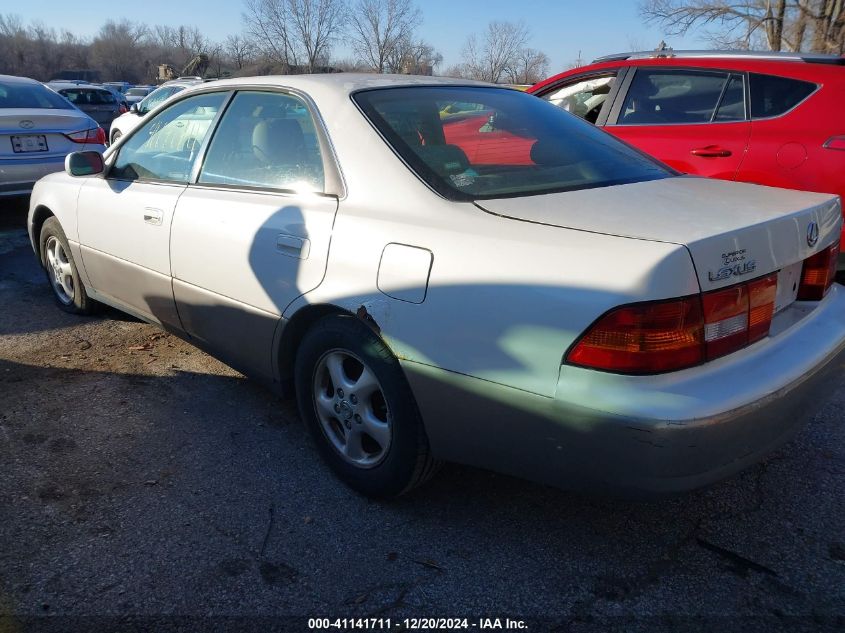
17,0,705,74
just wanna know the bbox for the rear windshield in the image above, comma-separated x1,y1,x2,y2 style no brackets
126,88,149,96
0,81,74,110
59,88,117,106
354,86,671,201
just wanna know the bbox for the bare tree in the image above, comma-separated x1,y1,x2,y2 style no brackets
505,47,549,84
349,0,421,72
225,34,256,69
641,0,843,52
243,0,346,72
452,21,538,83
385,37,442,74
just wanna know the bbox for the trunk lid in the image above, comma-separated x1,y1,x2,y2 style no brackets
476,176,842,292
0,109,96,159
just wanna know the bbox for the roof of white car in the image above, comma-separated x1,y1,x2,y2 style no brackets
191,73,497,96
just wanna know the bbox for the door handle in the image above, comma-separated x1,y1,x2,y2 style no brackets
143,208,163,226
691,145,732,158
276,234,310,260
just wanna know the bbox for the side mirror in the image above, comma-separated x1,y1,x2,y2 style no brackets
65,151,105,177
130,103,139,114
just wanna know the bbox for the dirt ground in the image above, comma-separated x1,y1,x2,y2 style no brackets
0,199,843,632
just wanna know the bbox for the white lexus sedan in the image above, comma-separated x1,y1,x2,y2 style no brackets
27,75,845,497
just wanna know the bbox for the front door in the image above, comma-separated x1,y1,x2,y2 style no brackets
170,90,339,378
77,90,228,326
606,68,751,181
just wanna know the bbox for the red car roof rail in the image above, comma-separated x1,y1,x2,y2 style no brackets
593,50,845,66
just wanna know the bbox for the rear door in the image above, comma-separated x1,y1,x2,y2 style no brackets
605,68,751,180
77,90,228,326
170,90,339,379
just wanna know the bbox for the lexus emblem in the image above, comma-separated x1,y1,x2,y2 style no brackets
19,120,34,129
807,222,820,247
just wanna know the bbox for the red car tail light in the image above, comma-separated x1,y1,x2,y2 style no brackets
567,274,781,374
65,127,106,145
566,297,704,374
798,241,839,300
823,136,845,151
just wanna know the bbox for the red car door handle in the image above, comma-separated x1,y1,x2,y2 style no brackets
691,146,732,158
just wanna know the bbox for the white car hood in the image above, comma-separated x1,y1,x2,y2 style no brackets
476,176,842,291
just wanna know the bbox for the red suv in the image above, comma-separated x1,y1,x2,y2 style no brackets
529,50,845,264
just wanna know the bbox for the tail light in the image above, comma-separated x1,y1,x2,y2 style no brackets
565,298,704,374
797,241,839,300
567,273,778,375
65,127,106,145
823,136,845,151
119,103,128,114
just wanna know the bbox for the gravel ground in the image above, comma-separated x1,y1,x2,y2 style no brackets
0,199,843,632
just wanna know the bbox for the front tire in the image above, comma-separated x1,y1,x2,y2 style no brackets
110,129,122,145
295,314,439,497
39,217,96,315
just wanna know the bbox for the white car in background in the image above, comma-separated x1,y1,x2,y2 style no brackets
26,74,845,498
0,74,105,197
107,78,202,144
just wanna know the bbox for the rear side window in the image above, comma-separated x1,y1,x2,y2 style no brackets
619,70,734,125
199,91,325,193
749,73,816,118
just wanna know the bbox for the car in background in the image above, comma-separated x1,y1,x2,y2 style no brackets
48,82,122,134
124,86,155,105
529,49,845,264
103,81,132,95
26,75,845,498
93,84,129,113
0,74,105,197
107,78,203,144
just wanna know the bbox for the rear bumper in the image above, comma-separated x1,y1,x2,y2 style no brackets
0,155,66,197
407,286,845,495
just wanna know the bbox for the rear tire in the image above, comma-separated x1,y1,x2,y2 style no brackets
110,129,122,145
39,217,97,315
294,314,439,497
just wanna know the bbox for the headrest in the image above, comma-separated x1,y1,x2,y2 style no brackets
252,119,305,163
416,144,470,175
529,140,579,167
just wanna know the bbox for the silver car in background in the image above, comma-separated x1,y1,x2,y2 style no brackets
0,74,106,197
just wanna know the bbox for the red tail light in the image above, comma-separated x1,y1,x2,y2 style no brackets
797,241,839,300
119,104,128,114
823,136,845,151
65,127,106,145
567,273,779,375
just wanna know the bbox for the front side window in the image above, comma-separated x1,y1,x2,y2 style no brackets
750,73,816,119
199,91,325,192
111,91,226,183
542,73,617,124
0,81,74,110
618,70,732,125
354,86,670,201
